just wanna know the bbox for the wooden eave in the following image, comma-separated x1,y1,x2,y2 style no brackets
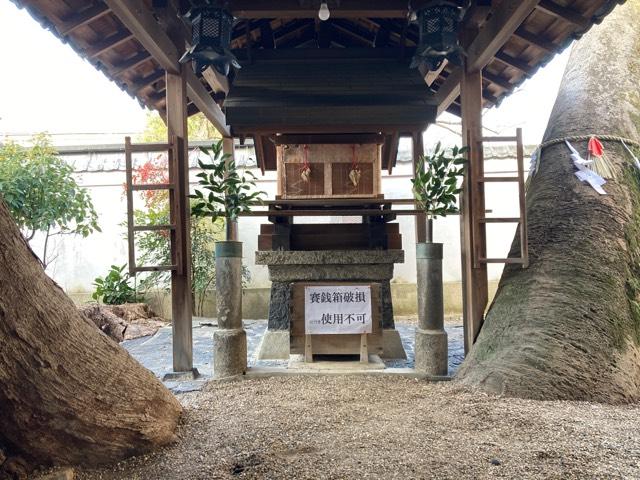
225,49,438,132
10,0,624,130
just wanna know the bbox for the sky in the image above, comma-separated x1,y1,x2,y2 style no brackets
0,1,571,146
0,1,148,138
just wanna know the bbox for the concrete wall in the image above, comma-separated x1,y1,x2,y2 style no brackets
49,138,529,317
69,280,500,319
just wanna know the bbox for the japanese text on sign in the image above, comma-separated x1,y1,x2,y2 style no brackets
305,285,372,335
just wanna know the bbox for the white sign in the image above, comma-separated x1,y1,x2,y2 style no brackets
304,285,372,335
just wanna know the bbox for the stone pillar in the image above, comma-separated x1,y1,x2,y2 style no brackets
267,281,291,330
415,242,448,376
257,281,292,360
213,241,247,378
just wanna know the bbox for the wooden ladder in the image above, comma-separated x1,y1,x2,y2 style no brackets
473,128,529,268
125,135,185,275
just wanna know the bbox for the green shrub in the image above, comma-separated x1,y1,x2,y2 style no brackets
412,142,467,219
190,139,266,239
92,265,138,305
0,134,100,268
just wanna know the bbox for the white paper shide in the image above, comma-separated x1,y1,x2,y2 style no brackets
304,285,372,335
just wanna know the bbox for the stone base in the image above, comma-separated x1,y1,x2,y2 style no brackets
381,328,407,359
256,250,405,331
288,354,385,371
162,368,200,382
256,328,407,360
414,328,448,376
213,329,247,379
256,329,290,360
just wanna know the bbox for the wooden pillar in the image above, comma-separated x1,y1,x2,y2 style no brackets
223,137,238,241
460,65,488,354
412,131,427,244
166,66,194,372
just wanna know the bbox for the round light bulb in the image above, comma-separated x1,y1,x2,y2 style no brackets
318,1,330,21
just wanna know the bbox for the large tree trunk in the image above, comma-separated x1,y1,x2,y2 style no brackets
457,0,640,403
0,198,182,471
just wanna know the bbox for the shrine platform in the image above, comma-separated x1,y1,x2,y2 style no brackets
121,318,464,393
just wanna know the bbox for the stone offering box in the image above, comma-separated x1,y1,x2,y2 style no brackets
255,250,406,361
277,143,382,199
291,282,383,357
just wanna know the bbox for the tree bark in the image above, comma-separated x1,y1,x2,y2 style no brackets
0,199,182,469
457,0,640,403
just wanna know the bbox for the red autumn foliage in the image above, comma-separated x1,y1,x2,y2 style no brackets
124,154,169,209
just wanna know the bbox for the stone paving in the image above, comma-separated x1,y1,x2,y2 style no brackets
122,319,465,393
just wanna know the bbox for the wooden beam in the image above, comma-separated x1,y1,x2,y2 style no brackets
103,0,178,71
435,70,462,116
447,103,461,117
87,30,134,58
482,70,512,91
460,66,487,354
513,27,557,53
420,59,448,88
58,3,110,36
494,51,533,76
233,46,412,62
466,0,540,72
434,0,540,115
331,19,376,46
229,0,410,18
130,69,165,93
374,21,391,48
536,0,591,29
263,18,305,45
166,66,194,373
276,23,316,48
111,51,152,76
243,208,423,217
253,135,266,175
273,133,384,145
147,90,168,103
482,89,499,107
259,19,275,49
104,0,230,135
262,138,278,171
463,0,493,28
384,131,400,174
202,67,230,94
186,102,199,117
232,123,426,135
185,69,230,136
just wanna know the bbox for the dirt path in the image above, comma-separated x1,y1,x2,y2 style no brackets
72,376,640,479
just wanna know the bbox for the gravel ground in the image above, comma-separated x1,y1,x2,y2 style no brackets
121,320,466,393
74,376,640,480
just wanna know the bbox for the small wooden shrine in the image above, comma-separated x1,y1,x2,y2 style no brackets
226,47,438,361
277,142,381,199
254,135,409,362
14,0,624,373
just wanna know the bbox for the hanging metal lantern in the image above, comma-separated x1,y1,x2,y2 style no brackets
179,6,241,76
410,1,464,71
